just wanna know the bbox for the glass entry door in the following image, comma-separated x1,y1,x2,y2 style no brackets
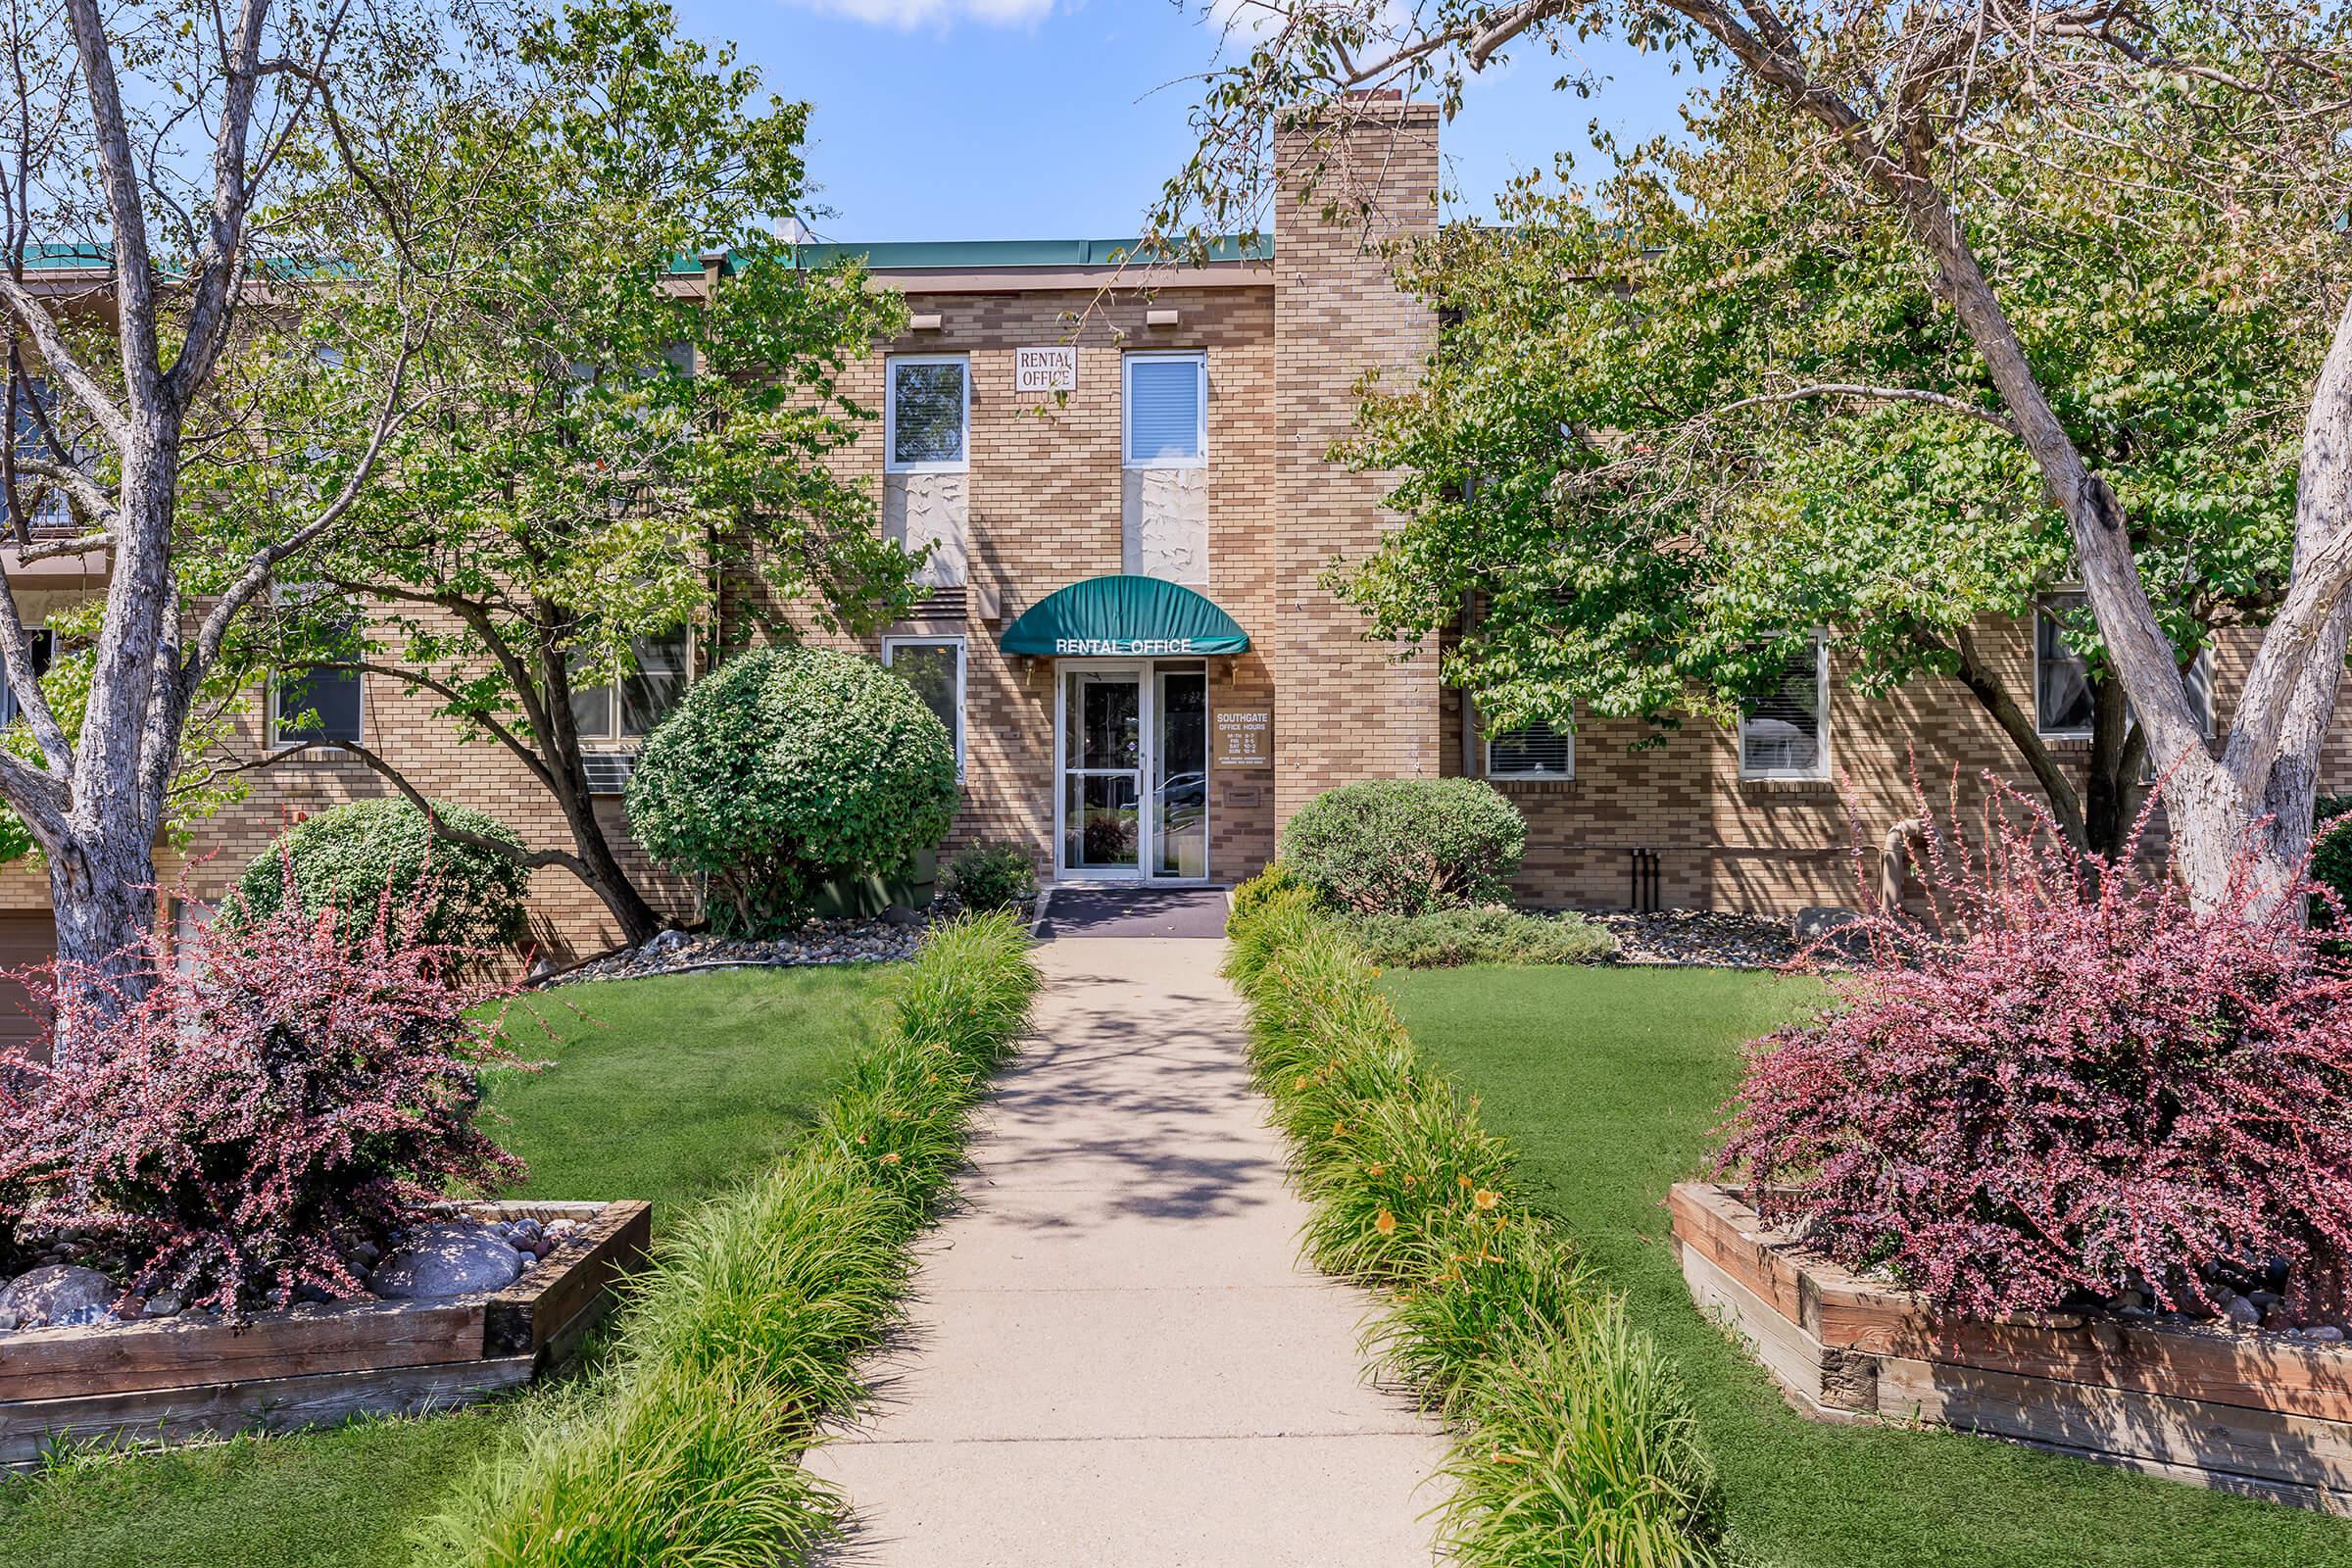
1062,669,1142,874
1056,662,1214,881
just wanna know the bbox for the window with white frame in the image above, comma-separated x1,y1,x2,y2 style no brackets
1739,632,1830,780
9,376,81,531
884,636,965,777
1124,351,1206,466
2036,590,2215,742
269,590,363,748
0,629,53,728
1481,710,1574,780
569,629,691,744
886,355,969,471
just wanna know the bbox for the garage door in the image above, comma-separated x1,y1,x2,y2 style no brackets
0,912,56,1056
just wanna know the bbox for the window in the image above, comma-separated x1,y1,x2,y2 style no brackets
268,590,362,748
9,376,76,530
1124,351,1206,466
1481,712,1573,780
2036,591,2216,743
1739,632,1830,780
884,636,965,776
886,356,968,471
270,644,363,747
569,629,691,744
0,630,53,727
2034,592,2097,738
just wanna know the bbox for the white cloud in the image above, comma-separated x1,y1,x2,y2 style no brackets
786,0,1055,26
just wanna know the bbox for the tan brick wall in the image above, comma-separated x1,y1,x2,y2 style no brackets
1268,101,1445,826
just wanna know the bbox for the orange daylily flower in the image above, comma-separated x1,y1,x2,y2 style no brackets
1374,1208,1398,1236
1474,1189,1498,1210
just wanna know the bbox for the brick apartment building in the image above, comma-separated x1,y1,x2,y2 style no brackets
0,100,2345,1017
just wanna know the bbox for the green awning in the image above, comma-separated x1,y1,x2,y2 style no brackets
998,574,1250,658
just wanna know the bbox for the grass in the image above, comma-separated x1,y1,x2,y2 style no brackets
0,962,898,1568
1383,962,2352,1568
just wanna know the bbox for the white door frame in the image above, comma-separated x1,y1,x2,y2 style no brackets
1054,662,1152,882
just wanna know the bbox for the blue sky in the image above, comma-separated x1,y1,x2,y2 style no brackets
672,0,1710,241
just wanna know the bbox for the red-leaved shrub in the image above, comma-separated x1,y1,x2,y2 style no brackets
1716,779,2352,1323
0,875,525,1319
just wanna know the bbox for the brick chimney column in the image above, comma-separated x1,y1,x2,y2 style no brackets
1270,99,1444,828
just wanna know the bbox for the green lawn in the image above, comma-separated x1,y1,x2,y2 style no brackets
1384,963,2352,1568
0,963,895,1568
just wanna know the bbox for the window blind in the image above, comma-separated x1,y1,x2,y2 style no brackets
1126,356,1203,463
1487,717,1572,778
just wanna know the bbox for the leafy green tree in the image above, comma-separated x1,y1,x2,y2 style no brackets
1162,0,2352,913
267,1,915,945
1336,87,2306,857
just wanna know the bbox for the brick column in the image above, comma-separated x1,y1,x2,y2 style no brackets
1271,99,1443,826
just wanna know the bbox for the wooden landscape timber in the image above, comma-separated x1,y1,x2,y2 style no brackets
1669,1182,2352,1512
0,1199,650,1467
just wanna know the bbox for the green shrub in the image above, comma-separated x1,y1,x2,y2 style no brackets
227,797,529,951
624,646,958,937
1281,778,1526,916
2314,794,2352,929
424,911,1041,1565
941,842,1036,912
1349,906,1616,969
1224,893,1723,1567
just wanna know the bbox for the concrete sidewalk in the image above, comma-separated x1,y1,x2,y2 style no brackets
807,937,1447,1567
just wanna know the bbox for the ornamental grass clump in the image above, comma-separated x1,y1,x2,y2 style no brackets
1225,872,1724,1567
0,872,523,1319
425,911,1039,1567
1717,780,2352,1324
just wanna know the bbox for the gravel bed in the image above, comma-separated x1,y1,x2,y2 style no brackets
541,915,935,987
1593,908,1810,969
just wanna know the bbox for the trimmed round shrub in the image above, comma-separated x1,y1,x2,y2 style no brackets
1280,779,1526,916
942,842,1036,912
625,646,957,937
231,797,530,952
1719,782,2352,1324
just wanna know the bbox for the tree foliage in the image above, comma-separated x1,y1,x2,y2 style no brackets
266,0,915,944
1338,80,2316,850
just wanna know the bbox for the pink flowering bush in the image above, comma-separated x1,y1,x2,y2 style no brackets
1716,780,2352,1323
0,875,525,1319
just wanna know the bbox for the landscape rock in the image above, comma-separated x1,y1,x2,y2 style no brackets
2223,1294,2264,1328
142,1292,184,1319
0,1264,121,1330
369,1223,526,1298
548,914,933,987
1593,909,1806,969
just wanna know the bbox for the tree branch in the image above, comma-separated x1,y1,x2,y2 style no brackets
231,738,592,877
1710,382,2022,437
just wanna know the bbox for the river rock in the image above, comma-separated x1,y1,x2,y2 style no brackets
0,1264,120,1329
369,1224,525,1298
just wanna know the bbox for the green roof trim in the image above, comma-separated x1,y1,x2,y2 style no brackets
999,574,1250,659
787,234,1269,271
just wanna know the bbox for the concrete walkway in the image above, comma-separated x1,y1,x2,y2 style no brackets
807,935,1447,1566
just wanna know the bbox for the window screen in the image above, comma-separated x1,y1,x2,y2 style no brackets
2035,592,2095,736
1485,716,1572,778
274,652,362,744
891,359,967,468
1125,354,1204,464
1739,635,1827,778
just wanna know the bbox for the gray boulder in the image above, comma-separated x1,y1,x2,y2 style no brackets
369,1223,526,1298
0,1264,121,1330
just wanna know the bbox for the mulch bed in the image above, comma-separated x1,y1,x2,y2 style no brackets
541,913,940,987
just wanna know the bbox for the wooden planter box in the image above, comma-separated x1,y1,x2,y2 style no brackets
1669,1182,2352,1512
0,1199,650,1467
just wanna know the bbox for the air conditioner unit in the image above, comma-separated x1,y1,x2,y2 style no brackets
583,750,639,796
